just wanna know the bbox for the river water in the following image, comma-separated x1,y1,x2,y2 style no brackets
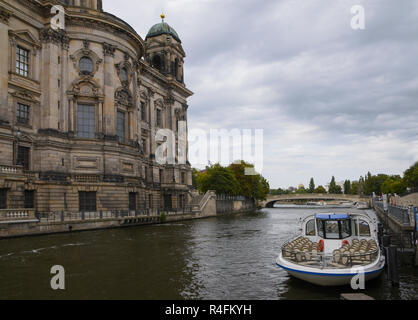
0,207,417,300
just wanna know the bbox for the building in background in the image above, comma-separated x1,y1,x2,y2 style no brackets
0,0,193,214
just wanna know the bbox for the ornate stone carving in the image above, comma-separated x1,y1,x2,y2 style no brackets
83,39,90,49
69,77,102,99
70,45,103,77
40,28,69,48
164,95,175,106
102,42,116,57
0,7,11,25
115,61,133,88
115,87,133,107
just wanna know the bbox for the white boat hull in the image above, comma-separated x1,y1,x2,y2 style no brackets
276,253,385,287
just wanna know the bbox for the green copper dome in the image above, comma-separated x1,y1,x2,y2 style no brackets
146,22,181,43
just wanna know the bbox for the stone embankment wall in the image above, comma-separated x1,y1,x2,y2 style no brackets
0,194,257,239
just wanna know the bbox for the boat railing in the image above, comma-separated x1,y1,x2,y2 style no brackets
281,238,380,269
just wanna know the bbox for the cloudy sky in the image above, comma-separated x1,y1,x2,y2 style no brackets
105,0,418,189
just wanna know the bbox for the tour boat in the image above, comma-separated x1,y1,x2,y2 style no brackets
276,212,385,286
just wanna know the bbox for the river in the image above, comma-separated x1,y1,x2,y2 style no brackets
0,207,417,300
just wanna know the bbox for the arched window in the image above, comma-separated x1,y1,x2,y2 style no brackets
79,56,94,74
152,55,162,72
120,67,128,82
174,58,179,79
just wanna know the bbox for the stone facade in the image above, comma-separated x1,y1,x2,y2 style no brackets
0,0,193,214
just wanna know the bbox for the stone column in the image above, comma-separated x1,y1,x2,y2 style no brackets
68,99,74,133
40,28,68,130
102,42,116,137
60,40,69,132
0,8,11,124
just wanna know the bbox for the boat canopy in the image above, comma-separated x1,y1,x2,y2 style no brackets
316,213,350,220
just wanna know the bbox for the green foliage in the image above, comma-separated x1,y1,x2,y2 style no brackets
344,180,351,195
403,161,418,190
229,161,270,200
308,178,315,193
314,185,327,194
295,186,308,194
350,181,359,195
363,172,389,195
196,164,241,196
328,176,338,194
382,176,407,195
191,168,199,189
194,161,270,200
270,188,289,195
334,185,343,194
160,211,167,223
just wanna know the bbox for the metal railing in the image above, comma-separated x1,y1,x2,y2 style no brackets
36,207,194,223
373,200,411,225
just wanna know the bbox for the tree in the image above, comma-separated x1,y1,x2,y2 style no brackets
350,181,359,195
403,161,418,191
328,176,338,194
197,164,241,196
334,185,343,194
382,176,407,195
358,176,365,196
295,186,308,194
228,161,269,200
270,188,289,195
364,171,389,195
314,186,327,194
192,168,199,189
308,178,315,193
344,180,351,195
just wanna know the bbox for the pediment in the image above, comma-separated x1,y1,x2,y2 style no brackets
9,29,41,48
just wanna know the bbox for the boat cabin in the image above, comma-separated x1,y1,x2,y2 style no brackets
281,212,380,268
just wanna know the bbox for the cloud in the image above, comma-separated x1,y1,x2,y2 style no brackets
104,0,418,188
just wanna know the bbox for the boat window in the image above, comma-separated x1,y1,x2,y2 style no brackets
325,220,340,239
317,220,324,238
359,220,371,237
317,218,352,239
306,219,316,236
340,219,351,238
352,219,358,236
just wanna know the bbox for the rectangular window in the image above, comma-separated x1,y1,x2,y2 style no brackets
181,172,186,184
24,190,35,209
159,169,164,183
140,102,146,121
117,111,125,143
142,139,147,155
77,104,95,139
17,146,30,170
156,109,162,127
129,192,137,211
178,194,185,209
16,103,30,125
79,192,97,212
148,194,153,209
0,189,7,209
16,46,29,77
164,194,172,210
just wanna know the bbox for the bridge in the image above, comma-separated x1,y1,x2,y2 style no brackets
260,194,369,208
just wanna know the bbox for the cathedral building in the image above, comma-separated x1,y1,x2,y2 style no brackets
0,0,193,215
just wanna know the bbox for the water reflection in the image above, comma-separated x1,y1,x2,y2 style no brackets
0,208,417,300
